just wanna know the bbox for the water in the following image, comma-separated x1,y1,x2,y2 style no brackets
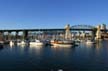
0,40,108,71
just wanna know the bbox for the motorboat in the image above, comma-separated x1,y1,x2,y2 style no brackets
17,41,26,45
50,24,75,47
29,39,44,46
9,41,14,46
51,39,75,47
86,40,96,44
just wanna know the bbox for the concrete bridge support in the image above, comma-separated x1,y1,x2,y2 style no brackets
0,31,4,41
91,30,96,40
23,30,29,41
8,31,12,41
65,24,72,40
96,25,101,40
15,31,19,41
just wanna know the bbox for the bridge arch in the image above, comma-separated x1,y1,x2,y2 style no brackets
71,24,95,29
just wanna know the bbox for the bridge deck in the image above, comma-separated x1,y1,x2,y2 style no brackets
0,28,101,32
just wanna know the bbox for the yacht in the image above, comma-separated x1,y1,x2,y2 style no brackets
86,40,96,44
51,24,75,47
29,39,44,46
17,40,26,45
51,39,75,47
9,41,14,46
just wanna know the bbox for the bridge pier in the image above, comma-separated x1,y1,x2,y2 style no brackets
65,24,71,40
82,32,86,40
95,25,101,40
15,31,19,41
8,31,12,41
0,31,4,41
91,29,97,40
23,30,29,41
3,32,8,41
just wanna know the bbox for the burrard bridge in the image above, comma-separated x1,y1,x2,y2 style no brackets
0,24,107,41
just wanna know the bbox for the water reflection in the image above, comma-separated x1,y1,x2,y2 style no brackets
10,44,14,48
17,44,26,48
96,41,103,48
29,45,43,56
0,40,108,70
0,46,4,51
19,45,28,54
51,46,76,60
86,43,95,48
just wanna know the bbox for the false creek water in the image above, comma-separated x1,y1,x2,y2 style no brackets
0,40,108,71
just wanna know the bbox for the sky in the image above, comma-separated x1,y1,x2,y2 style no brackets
0,0,108,29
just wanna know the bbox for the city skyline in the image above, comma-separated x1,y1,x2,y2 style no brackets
0,0,108,29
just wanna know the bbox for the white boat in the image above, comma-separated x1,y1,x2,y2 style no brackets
30,39,44,46
9,41,14,46
86,40,96,44
50,40,55,45
51,40,75,47
51,24,75,47
17,41,26,45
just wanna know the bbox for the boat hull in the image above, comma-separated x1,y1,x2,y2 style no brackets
30,42,44,46
9,41,14,46
86,40,96,44
17,41,26,45
53,43,73,47
51,40,75,47
86,42,95,44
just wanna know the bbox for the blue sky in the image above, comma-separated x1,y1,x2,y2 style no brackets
0,0,108,29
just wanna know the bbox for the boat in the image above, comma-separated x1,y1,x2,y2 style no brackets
74,39,80,45
0,41,4,44
29,39,44,46
17,41,26,45
9,41,14,46
51,39,75,47
86,40,96,44
51,24,75,47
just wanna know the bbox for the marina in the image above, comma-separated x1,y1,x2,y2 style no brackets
0,39,108,71
0,0,108,70
0,24,107,46
0,24,107,70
